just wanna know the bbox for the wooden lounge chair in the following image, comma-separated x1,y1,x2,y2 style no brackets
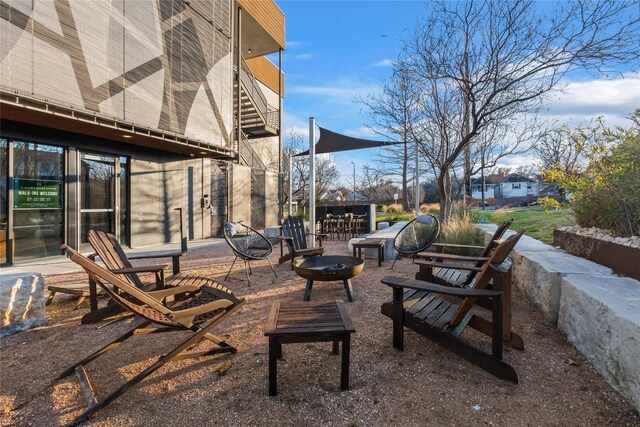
223,222,277,285
415,218,514,287
277,216,327,270
380,231,524,382
81,230,184,323
58,245,245,427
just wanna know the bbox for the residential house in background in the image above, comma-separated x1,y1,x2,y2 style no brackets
0,0,284,265
471,173,542,205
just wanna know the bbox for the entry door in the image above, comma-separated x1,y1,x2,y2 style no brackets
79,153,121,251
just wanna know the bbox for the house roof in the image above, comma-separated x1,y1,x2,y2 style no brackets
502,173,535,183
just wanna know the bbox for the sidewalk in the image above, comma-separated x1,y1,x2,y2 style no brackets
1,238,226,277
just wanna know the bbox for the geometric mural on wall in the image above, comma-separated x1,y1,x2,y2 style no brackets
0,0,233,148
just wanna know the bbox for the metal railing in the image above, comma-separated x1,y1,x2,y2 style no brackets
239,131,267,171
234,51,280,130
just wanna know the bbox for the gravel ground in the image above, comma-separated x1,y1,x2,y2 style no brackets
1,240,638,426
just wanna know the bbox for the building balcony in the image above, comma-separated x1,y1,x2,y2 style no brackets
237,0,286,58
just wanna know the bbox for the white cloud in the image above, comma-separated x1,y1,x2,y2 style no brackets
543,73,639,121
292,53,315,61
371,58,394,67
286,41,302,49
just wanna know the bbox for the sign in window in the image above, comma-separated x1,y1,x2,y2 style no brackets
12,178,63,210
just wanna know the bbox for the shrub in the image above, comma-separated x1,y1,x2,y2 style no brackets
420,203,440,214
537,196,561,212
548,111,640,237
387,203,404,213
436,208,482,255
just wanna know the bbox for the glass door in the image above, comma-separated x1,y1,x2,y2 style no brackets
79,153,127,251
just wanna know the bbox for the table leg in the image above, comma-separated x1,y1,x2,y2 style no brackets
352,245,356,258
344,279,354,302
303,279,313,301
172,255,180,275
378,246,382,267
332,340,339,355
269,336,278,396
358,247,362,259
341,334,351,390
277,342,283,359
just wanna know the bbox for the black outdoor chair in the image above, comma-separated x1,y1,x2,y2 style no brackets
224,222,277,286
392,214,440,269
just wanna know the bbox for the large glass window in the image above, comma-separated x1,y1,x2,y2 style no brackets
0,139,8,264
12,142,64,261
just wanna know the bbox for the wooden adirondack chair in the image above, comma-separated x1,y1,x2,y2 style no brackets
414,218,514,287
58,245,245,427
380,231,524,383
277,216,327,269
81,230,183,324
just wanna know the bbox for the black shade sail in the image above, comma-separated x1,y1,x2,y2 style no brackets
293,126,404,156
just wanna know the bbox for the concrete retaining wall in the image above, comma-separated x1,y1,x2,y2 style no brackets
476,223,640,411
559,274,640,411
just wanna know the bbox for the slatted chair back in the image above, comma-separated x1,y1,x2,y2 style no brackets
281,216,309,251
63,245,181,326
88,229,144,288
480,218,514,258
393,214,440,255
449,230,524,326
459,218,515,286
224,222,273,260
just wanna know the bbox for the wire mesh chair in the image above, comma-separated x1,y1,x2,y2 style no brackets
224,222,277,285
392,214,440,269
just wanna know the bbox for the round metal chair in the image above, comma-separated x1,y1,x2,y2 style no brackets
392,214,440,269
224,222,277,285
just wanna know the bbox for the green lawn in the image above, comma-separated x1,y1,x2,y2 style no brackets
471,207,575,244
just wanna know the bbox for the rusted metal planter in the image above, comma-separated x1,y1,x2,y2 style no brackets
553,230,640,281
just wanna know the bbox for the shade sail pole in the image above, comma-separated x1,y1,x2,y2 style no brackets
288,155,293,217
309,117,316,248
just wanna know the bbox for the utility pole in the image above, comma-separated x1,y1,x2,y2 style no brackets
350,161,356,204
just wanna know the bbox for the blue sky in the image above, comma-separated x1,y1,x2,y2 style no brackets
273,1,640,186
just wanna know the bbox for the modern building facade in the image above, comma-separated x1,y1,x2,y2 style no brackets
0,0,284,264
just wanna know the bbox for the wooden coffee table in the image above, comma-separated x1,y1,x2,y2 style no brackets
264,301,355,396
352,238,385,267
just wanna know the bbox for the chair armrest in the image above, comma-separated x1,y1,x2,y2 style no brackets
127,251,183,260
417,251,489,262
381,276,501,298
415,260,482,272
276,235,293,241
431,242,486,251
111,264,167,274
170,299,233,323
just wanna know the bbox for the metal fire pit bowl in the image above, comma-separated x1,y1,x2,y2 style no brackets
294,255,364,302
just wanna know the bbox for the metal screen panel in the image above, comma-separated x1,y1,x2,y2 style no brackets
251,169,266,230
210,160,228,237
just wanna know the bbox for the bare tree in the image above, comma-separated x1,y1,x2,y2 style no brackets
282,130,340,211
536,126,587,175
359,60,422,211
404,0,639,222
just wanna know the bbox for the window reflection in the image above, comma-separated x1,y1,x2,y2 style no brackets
12,142,64,261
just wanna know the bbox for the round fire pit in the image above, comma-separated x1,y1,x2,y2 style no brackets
294,255,364,302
